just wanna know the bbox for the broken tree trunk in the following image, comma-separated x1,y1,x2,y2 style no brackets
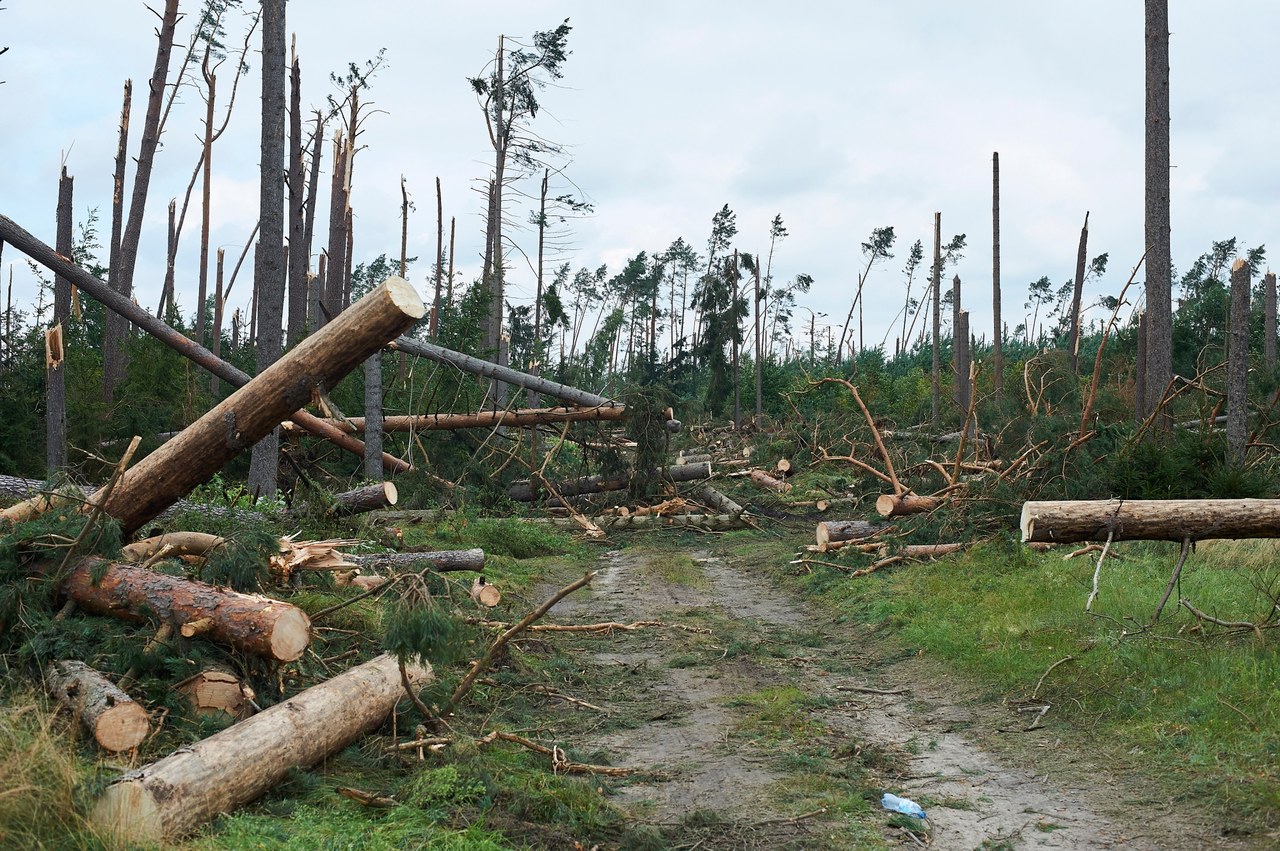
84,277,423,534
62,557,311,662
287,405,628,433
876,492,942,518
508,461,712,502
748,468,791,493
698,485,745,517
0,215,411,475
329,482,398,517
1020,499,1280,544
45,660,150,753
816,520,888,548
92,653,432,843
122,532,226,563
351,548,485,573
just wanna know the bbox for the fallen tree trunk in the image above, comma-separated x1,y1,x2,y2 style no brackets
1020,499,1280,544
526,513,752,531
289,405,629,434
816,520,887,548
45,660,150,753
676,453,712,465
351,548,485,573
0,214,410,475
62,557,311,662
92,653,432,843
698,485,746,517
508,461,712,502
469,577,501,607
122,532,226,563
875,492,942,518
329,482,398,517
890,543,967,559
748,468,791,493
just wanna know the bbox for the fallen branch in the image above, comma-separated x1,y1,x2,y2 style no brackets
476,730,636,776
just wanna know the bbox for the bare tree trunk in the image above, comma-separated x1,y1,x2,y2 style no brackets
1144,0,1172,425
1135,311,1147,422
431,176,444,338
956,310,971,420
992,151,1003,401
1069,211,1089,374
531,169,548,410
951,273,961,408
731,251,741,429
48,167,72,475
286,44,306,345
1227,259,1250,464
363,352,383,480
302,112,324,332
754,260,763,427
446,215,456,311
930,212,942,426
1265,271,1276,371
248,0,287,499
210,248,225,395
322,131,347,325
157,199,176,317
103,79,133,403
195,66,216,344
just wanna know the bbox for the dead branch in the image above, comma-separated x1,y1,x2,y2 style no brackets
811,377,903,493
476,730,636,776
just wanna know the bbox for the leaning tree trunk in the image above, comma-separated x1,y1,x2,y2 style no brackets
1227,258,1250,464
1021,498,1280,544
103,79,133,404
45,660,150,753
248,0,288,500
62,557,311,661
92,654,432,843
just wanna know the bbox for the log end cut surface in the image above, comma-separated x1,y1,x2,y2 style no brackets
94,782,164,845
96,703,151,753
382,276,426,320
270,607,312,662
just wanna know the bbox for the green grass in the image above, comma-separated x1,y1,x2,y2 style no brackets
640,550,709,589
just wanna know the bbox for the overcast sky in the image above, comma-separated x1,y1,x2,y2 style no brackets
2,1,1276,355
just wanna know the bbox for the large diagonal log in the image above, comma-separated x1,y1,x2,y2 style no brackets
87,278,422,533
286,405,630,434
92,653,432,843
389,335,618,409
508,461,712,502
0,214,409,473
1021,499,1280,544
62,557,310,661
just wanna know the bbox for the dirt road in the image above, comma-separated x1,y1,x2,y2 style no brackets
546,544,1251,850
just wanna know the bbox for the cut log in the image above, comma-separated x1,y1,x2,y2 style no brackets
508,461,712,502
62,557,310,662
1020,499,1280,544
92,653,432,843
122,532,226,563
748,468,791,493
525,513,753,531
698,485,746,517
174,667,255,720
890,543,967,559
0,215,412,475
676,453,712,465
45,660,149,753
815,520,888,548
351,548,485,573
470,577,501,608
328,482,398,517
875,493,942,518
776,458,793,476
288,405,628,433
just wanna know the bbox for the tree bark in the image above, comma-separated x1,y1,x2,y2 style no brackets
363,352,384,480
352,548,484,573
992,151,1003,401
303,113,324,332
122,531,226,562
195,66,216,343
91,278,423,534
103,79,133,403
62,557,310,661
286,46,306,345
875,492,942,518
48,166,72,476
955,311,971,418
698,485,745,517
45,660,149,753
1069,211,1089,374
748,468,791,493
509,461,711,502
930,212,942,426
329,481,397,517
1227,258,1250,464
1144,0,1172,423
1265,271,1277,371
92,653,432,843
248,0,289,500
1021,499,1280,544
1135,310,1148,421
815,520,887,548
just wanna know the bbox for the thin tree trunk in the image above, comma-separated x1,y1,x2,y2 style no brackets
1135,311,1147,422
531,169,548,410
363,351,383,480
1265,271,1276,371
1144,0,1172,425
930,212,942,426
951,273,961,407
754,260,763,426
992,151,1003,401
446,215,456,310
1069,211,1089,374
302,112,324,332
286,44,306,345
210,248,225,395
196,65,216,343
248,0,287,499
157,199,176,317
731,250,740,429
48,167,72,475
1227,259,1250,464
103,79,133,403
322,131,347,325
431,177,444,338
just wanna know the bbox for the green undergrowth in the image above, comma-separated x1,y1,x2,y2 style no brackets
766,531,1280,836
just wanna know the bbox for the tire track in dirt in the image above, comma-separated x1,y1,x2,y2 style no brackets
551,546,1249,849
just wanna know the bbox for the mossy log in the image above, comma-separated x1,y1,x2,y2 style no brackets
1020,498,1280,543
92,654,432,843
45,660,150,752
62,557,310,661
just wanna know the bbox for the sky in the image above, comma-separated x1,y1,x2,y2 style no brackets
2,1,1277,358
